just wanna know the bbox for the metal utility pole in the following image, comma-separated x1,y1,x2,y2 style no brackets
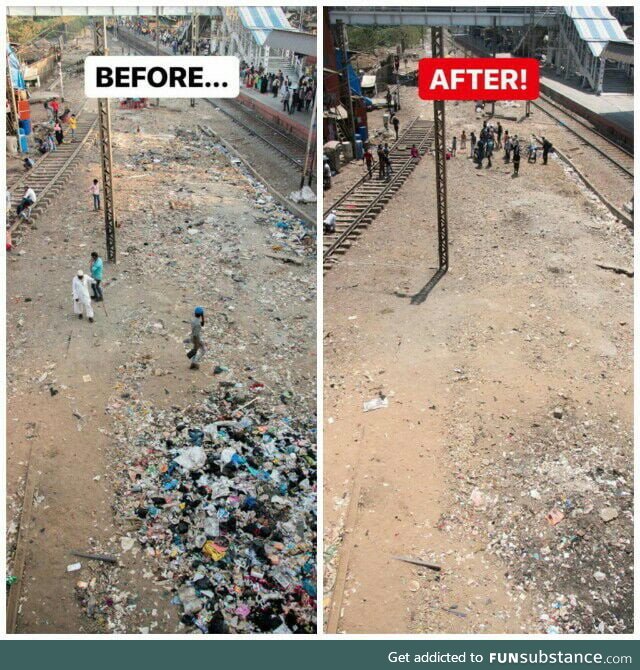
299,92,317,189
94,18,117,263
190,10,198,107
156,7,160,106
431,27,448,272
57,35,65,100
335,20,356,154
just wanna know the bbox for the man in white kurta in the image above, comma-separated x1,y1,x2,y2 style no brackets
72,270,96,322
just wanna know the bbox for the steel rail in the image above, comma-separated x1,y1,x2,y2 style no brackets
324,121,433,261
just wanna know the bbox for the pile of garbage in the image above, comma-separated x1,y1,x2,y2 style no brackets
110,382,317,633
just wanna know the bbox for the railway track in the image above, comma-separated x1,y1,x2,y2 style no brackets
118,29,308,172
8,110,98,234
323,118,434,271
532,94,633,182
530,93,633,223
204,98,306,170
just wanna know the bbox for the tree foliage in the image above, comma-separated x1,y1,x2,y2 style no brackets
346,26,423,54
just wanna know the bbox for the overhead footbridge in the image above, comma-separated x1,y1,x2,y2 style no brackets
327,7,559,28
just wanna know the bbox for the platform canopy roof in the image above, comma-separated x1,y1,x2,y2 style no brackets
263,28,316,56
564,6,631,58
600,39,634,65
237,6,293,47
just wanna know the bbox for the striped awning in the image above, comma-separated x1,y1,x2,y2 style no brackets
564,6,631,58
238,6,293,47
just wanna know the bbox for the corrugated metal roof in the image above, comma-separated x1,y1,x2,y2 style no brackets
238,6,293,47
564,6,631,57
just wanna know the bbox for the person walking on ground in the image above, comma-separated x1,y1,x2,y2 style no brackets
504,135,512,163
460,130,467,150
377,143,385,179
68,114,77,141
324,210,337,234
392,115,400,141
363,147,374,179
90,179,100,211
16,186,36,217
469,131,476,159
512,140,521,176
451,135,457,157
496,122,503,148
476,139,485,168
281,85,289,113
386,88,392,111
527,140,537,163
90,251,103,301
542,137,553,165
187,307,206,369
72,270,96,323
485,135,494,168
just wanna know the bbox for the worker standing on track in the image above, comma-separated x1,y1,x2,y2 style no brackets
68,114,77,141
72,270,96,323
383,143,393,179
377,143,385,179
187,307,206,369
392,115,400,141
363,147,374,180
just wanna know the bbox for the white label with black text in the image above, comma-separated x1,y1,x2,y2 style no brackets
85,56,239,98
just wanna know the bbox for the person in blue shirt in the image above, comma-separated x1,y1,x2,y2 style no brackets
90,251,104,301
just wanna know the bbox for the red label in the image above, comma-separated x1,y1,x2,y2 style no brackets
418,58,539,101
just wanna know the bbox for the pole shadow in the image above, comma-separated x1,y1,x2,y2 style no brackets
409,267,447,305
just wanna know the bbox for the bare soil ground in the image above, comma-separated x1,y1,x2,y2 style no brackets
7,45,316,634
323,86,633,634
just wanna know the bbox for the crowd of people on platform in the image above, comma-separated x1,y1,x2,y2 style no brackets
241,62,316,116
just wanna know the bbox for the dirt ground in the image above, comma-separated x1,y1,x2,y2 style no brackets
7,41,316,634
323,85,633,634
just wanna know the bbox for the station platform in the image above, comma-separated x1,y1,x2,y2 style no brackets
540,70,633,145
238,84,313,143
